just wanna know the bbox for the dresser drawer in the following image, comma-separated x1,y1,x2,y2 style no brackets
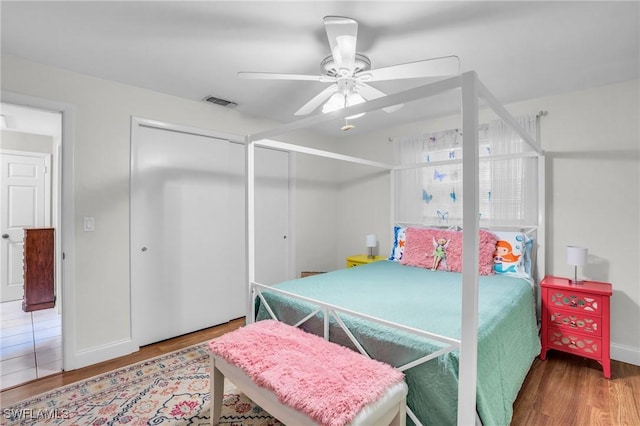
547,291,602,315
548,330,602,359
548,310,602,337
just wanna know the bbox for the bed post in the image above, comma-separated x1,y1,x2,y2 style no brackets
459,71,480,426
390,164,396,249
246,136,256,324
536,153,546,318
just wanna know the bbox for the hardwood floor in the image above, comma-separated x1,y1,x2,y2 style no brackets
2,317,639,426
513,351,640,426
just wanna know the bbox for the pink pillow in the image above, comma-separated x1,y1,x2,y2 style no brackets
400,227,497,275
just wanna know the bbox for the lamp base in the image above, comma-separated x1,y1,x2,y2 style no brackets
367,248,374,259
569,266,583,284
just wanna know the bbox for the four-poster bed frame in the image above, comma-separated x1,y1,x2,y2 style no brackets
245,71,545,426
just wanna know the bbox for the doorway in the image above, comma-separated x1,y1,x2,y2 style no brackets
0,103,63,388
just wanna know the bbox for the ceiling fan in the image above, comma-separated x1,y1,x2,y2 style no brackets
238,16,460,122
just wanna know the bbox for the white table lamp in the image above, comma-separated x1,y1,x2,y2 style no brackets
566,245,588,284
366,234,377,259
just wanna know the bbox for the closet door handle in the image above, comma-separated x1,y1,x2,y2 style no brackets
1,234,9,239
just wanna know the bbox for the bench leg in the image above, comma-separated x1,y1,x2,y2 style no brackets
390,398,407,426
210,355,224,426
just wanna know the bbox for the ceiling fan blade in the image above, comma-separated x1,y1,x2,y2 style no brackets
358,55,461,82
294,84,339,116
357,83,404,113
324,16,358,75
238,71,336,82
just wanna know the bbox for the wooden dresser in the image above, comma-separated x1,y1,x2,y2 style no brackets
22,227,56,312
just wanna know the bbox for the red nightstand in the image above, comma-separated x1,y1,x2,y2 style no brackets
540,275,612,378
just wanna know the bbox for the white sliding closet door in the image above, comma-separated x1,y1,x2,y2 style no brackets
131,122,289,346
255,147,290,285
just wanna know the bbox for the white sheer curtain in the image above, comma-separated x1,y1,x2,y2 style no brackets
392,114,538,227
393,134,428,225
486,114,538,226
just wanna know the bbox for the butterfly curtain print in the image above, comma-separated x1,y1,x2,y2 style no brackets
420,127,500,225
423,146,462,224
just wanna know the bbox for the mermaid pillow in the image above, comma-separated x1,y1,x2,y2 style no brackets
493,231,533,279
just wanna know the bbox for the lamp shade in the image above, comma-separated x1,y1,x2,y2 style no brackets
566,246,588,266
366,234,377,248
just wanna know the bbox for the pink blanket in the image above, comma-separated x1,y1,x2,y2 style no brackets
209,320,404,426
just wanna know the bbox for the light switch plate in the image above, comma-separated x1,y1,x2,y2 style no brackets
84,216,95,232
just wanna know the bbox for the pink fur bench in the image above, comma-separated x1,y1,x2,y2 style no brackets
208,320,408,426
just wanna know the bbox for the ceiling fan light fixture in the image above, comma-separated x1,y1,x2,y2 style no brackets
345,92,365,119
321,92,346,114
321,91,366,120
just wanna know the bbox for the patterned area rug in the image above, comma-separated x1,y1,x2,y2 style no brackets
2,343,282,425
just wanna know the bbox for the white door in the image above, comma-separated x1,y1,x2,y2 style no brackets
0,152,51,302
131,122,289,346
255,147,290,285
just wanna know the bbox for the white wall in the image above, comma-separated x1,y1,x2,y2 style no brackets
1,55,339,367
337,79,640,365
513,80,639,365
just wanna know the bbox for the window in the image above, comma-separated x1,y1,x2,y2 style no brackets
394,115,538,227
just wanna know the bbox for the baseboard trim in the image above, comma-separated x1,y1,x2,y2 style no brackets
74,339,138,369
611,342,640,366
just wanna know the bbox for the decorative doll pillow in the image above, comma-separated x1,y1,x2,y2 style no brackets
388,226,406,261
400,227,497,275
492,231,533,279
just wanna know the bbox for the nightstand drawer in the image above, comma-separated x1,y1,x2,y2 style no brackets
547,291,603,315
548,330,602,358
548,310,602,337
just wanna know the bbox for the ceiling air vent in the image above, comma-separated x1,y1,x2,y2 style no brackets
202,95,238,108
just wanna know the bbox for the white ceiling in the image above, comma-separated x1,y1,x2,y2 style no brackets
2,1,638,137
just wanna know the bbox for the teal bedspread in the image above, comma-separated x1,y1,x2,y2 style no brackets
255,261,540,426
